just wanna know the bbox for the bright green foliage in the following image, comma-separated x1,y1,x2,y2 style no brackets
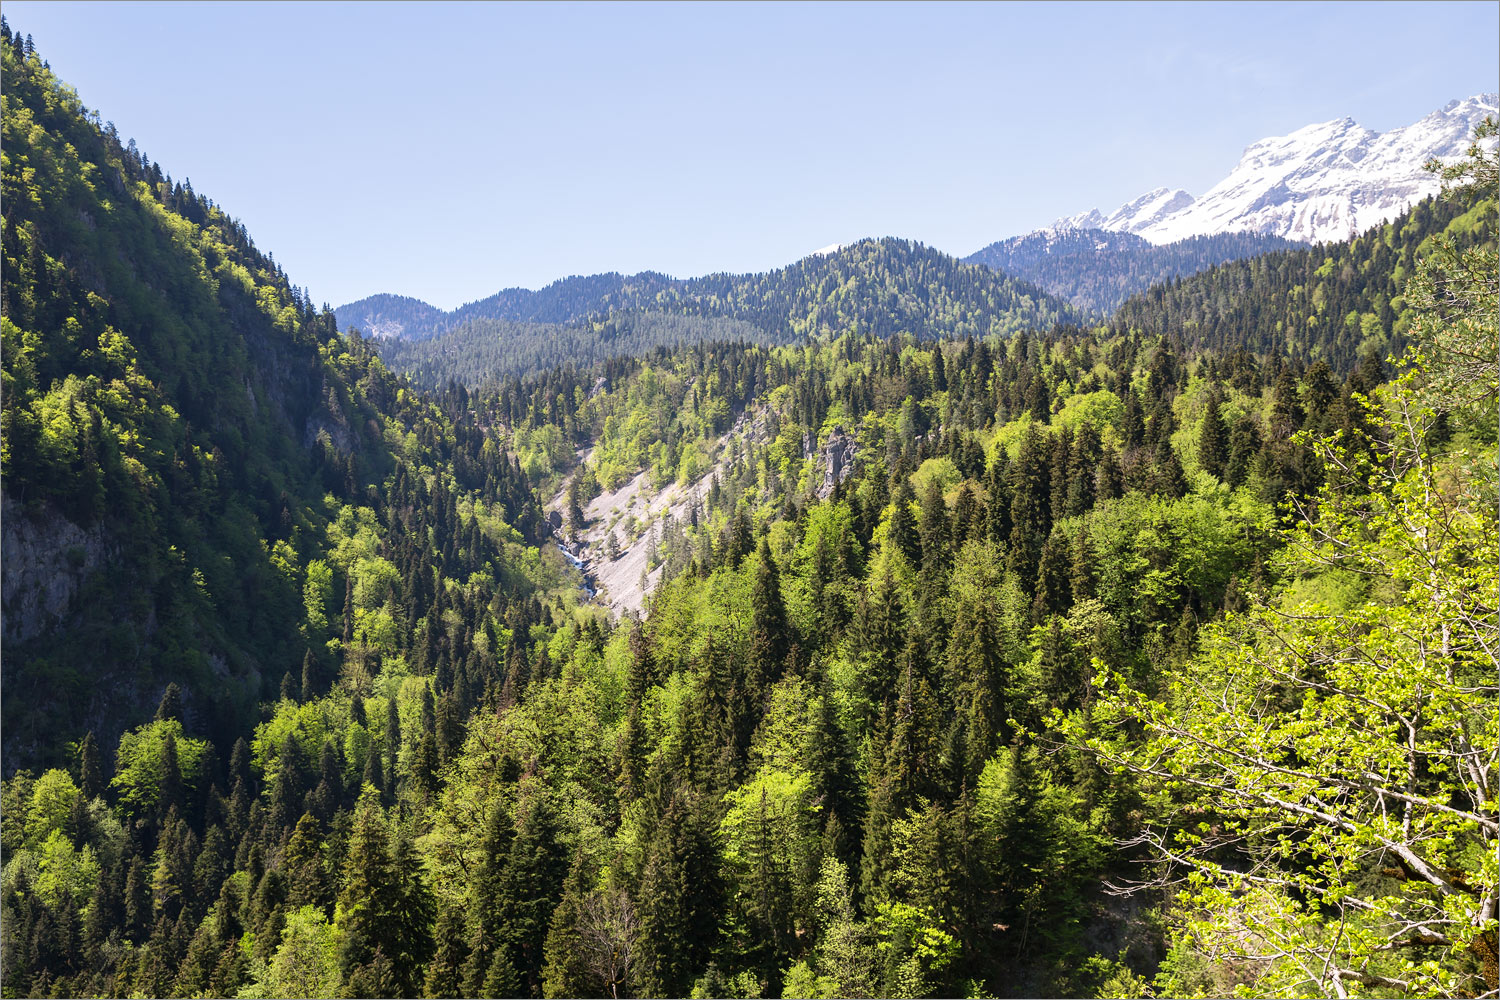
240,905,344,999
7,18,1491,1000
1066,135,1499,998
109,719,206,820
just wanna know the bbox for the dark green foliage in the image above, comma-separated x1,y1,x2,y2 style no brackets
0,32,541,768
353,241,1082,385
967,227,1309,313
1110,194,1474,371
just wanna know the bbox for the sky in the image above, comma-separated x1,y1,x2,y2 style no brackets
6,1,1497,310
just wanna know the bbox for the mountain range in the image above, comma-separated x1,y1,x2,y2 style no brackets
1051,93,1497,244
335,238,1082,382
341,94,1496,347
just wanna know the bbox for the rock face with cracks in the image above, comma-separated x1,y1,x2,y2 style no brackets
2,493,113,644
814,425,859,500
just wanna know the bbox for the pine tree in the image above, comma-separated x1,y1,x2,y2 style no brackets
917,477,950,574
948,555,1006,782
1030,534,1072,623
887,479,920,565
633,791,724,997
859,568,906,713
158,731,184,824
337,786,398,982
1069,526,1096,601
1225,414,1261,488
1152,434,1188,498
386,834,436,997
460,802,512,995
362,736,385,798
1007,424,1050,587
383,697,401,793
283,813,330,913
984,453,1012,545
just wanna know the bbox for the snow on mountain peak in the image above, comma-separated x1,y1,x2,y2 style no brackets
1045,94,1497,246
1050,187,1195,236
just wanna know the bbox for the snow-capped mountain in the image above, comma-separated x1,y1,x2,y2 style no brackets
1053,187,1197,236
1052,94,1497,245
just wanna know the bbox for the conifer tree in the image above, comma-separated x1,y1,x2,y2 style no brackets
1198,383,1229,480
158,731,184,824
748,538,789,699
460,802,512,995
1007,424,1050,587
887,479,920,565
154,683,183,723
424,904,469,999
495,791,567,995
301,648,319,701
540,855,592,999
283,813,330,913
1152,434,1188,498
337,786,398,983
77,731,105,801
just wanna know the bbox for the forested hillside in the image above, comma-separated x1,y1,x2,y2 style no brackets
381,312,773,389
1109,192,1479,370
328,294,445,341
2,22,1494,1000
0,26,548,763
965,228,1307,313
339,240,1083,384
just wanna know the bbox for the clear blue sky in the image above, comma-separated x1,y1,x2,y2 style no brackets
6,1,1497,310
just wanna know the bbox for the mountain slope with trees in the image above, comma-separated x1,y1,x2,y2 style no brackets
2,22,1493,1000
0,23,547,768
965,228,1307,313
339,240,1085,384
1108,191,1480,370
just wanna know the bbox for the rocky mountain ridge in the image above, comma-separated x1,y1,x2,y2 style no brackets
1050,93,1497,245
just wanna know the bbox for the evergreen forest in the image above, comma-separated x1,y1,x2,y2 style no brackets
964,228,1309,315
1,22,1496,1000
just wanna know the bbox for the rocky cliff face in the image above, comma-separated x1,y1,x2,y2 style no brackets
2,493,113,644
814,426,859,500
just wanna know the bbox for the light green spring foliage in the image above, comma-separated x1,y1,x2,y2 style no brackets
109,719,207,819
1071,130,1500,1000
237,905,344,1000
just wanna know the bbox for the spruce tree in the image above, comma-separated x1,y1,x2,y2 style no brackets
1031,534,1072,623
424,904,469,999
337,786,398,983
154,683,183,723
1198,384,1229,481
77,730,105,800
748,538,789,700
1007,423,1050,587
283,813,329,913
301,649,319,701
887,479,920,565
